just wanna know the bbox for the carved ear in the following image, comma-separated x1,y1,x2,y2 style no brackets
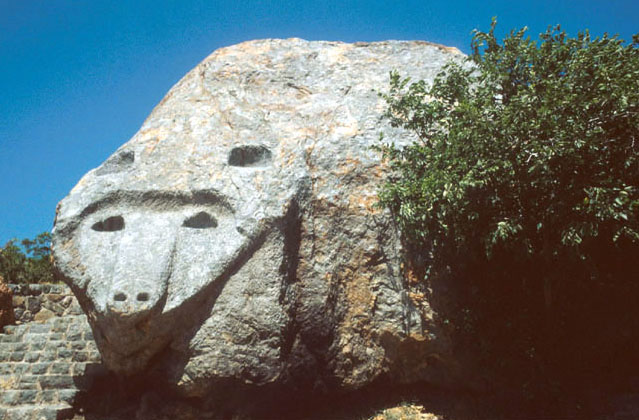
228,145,272,167
96,150,135,175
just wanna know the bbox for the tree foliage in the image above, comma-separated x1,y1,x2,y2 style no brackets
378,20,639,409
0,232,55,284
380,19,639,266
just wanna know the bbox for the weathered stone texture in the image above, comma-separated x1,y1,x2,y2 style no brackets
0,277,15,330
52,38,465,400
9,284,83,324
0,313,104,420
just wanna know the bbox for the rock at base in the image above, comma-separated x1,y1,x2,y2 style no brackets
0,277,15,330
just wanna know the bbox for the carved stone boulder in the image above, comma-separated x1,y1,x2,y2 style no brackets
52,39,464,399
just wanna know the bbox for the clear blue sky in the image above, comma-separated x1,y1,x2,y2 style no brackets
1,0,638,244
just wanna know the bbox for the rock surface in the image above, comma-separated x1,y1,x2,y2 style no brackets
10,283,84,325
52,38,464,402
0,276,15,330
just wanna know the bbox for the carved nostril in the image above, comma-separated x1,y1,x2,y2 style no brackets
114,292,127,302
136,293,149,302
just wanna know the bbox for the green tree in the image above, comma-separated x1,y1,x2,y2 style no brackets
378,20,639,409
0,240,27,283
0,232,54,284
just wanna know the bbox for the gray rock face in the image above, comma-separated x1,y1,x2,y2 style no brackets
52,38,464,398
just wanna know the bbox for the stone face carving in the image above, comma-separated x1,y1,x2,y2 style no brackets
52,39,464,398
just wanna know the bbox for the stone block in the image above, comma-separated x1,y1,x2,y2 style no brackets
51,318,70,332
39,350,57,362
28,323,51,334
42,300,65,315
13,307,25,322
29,284,43,295
66,330,82,341
69,341,85,351
25,333,47,345
12,342,28,352
64,304,83,316
71,363,86,376
67,323,84,335
71,351,88,362
16,374,39,389
58,389,79,404
12,363,29,375
34,307,56,322
0,390,20,405
45,340,68,351
9,351,24,362
0,363,14,374
0,332,20,342
29,340,45,351
17,389,37,404
88,350,102,362
0,342,14,353
4,406,34,420
30,363,50,375
60,296,74,309
11,295,25,307
0,374,18,388
48,332,64,341
20,310,34,323
57,348,73,359
50,363,71,375
37,389,58,403
39,374,75,389
23,351,40,363
26,296,41,314
47,293,64,303
2,324,17,334
48,285,65,294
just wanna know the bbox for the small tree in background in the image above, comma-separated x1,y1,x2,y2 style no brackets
0,232,54,284
378,19,639,411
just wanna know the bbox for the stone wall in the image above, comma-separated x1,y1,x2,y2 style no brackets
8,284,83,324
0,284,105,420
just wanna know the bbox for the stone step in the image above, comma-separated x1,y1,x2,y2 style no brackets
0,298,107,418
0,346,100,363
0,366,103,389
0,402,74,420
0,387,78,405
0,285,103,418
2,318,93,338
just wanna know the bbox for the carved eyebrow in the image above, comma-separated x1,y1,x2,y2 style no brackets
79,190,233,219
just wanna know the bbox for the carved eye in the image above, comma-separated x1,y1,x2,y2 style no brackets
92,216,125,232
228,145,272,167
96,150,135,176
182,211,217,229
